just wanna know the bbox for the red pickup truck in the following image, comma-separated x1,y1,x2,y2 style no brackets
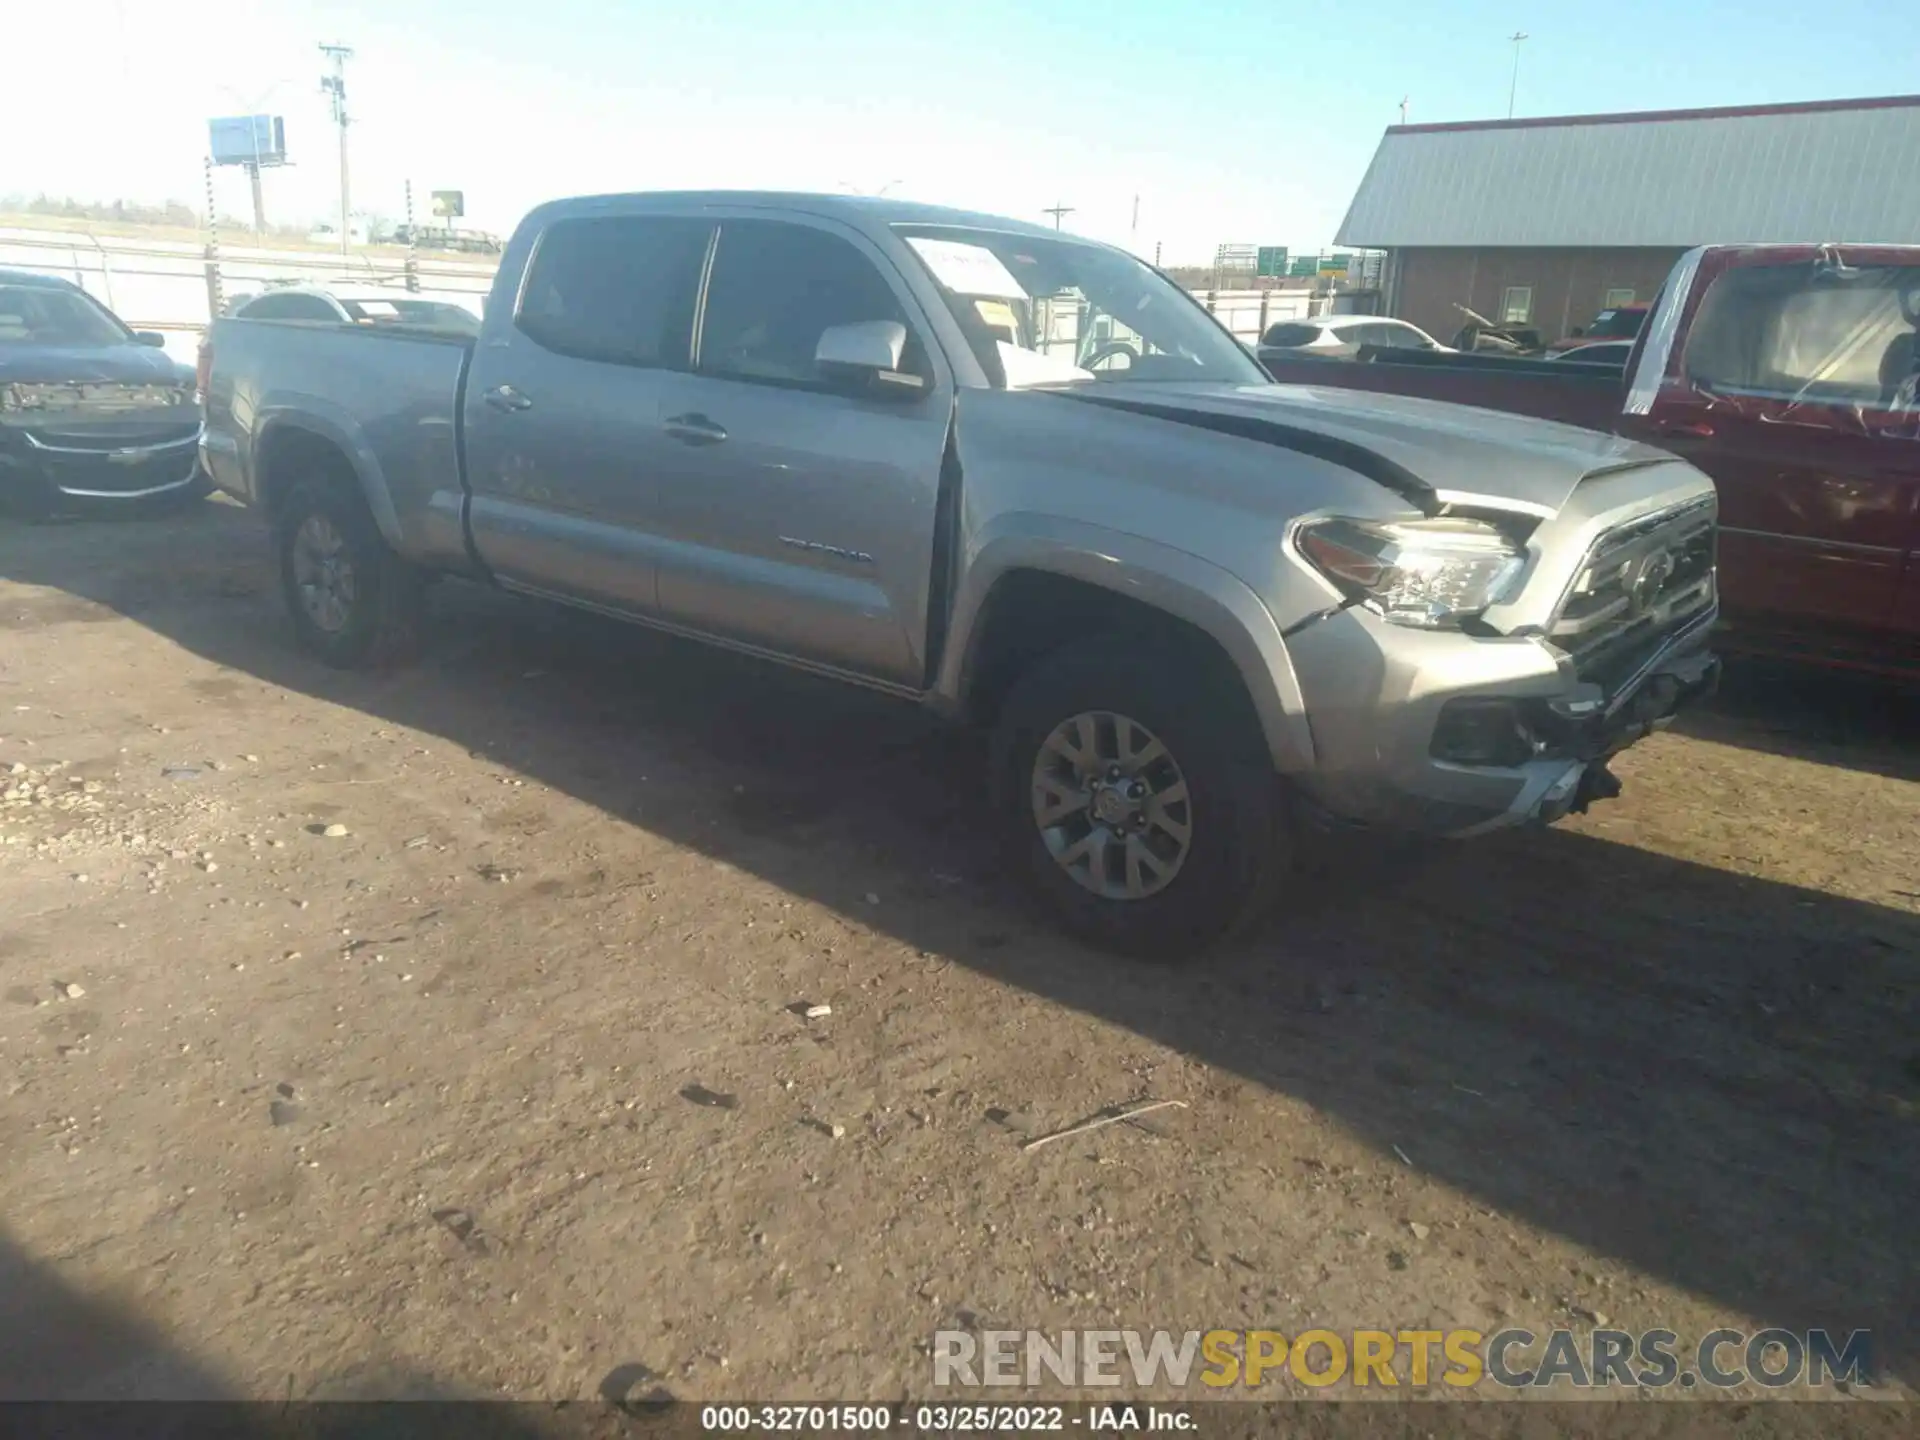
1261,245,1920,678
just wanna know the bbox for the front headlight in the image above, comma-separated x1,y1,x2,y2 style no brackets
0,383,72,413
1297,516,1525,629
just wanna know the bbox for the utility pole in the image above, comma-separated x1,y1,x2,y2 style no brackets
1398,95,1409,125
1507,32,1528,120
246,158,266,234
1042,202,1075,230
319,42,354,255
1130,194,1140,244
204,155,223,318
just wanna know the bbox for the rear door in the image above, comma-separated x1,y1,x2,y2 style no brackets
646,215,953,686
461,211,713,613
1623,247,1920,641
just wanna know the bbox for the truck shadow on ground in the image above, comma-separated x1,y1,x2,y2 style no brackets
1674,655,1919,785
4,506,1917,1384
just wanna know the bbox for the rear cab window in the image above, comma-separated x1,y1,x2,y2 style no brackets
1260,323,1320,348
239,294,336,322
1683,262,1920,412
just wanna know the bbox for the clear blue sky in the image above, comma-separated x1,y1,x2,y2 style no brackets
5,0,1914,261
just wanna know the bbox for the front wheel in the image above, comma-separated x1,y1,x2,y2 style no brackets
990,636,1287,960
275,479,427,668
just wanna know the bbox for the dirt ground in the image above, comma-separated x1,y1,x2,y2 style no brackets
1,499,1915,1410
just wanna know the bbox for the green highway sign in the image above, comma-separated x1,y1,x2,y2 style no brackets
1288,254,1320,277
1256,246,1289,278
1319,253,1352,275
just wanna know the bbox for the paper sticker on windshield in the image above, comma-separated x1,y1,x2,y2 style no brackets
908,238,1029,300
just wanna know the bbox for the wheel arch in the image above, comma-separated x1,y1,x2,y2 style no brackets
250,410,404,547
939,517,1316,774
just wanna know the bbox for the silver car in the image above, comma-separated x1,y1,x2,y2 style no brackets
201,193,1720,957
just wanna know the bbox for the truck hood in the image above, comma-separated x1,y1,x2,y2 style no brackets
1049,380,1667,516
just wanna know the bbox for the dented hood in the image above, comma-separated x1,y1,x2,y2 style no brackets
1049,380,1672,516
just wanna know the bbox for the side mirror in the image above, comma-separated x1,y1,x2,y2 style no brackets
135,331,167,348
815,321,923,396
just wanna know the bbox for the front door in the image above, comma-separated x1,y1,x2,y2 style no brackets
1624,250,1920,642
647,216,954,687
461,211,714,613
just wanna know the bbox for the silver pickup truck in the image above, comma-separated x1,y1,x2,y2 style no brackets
201,191,1720,957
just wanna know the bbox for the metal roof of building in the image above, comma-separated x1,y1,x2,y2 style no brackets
1337,95,1920,249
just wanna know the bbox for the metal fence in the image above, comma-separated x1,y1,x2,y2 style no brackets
0,222,497,367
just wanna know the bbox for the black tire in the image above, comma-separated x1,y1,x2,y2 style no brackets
275,477,427,668
0,471,61,522
989,634,1287,960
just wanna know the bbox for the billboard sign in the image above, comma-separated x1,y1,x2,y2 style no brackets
209,115,287,167
1256,246,1289,278
431,190,465,219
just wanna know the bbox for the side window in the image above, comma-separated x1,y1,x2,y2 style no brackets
516,215,712,368
698,221,918,388
1369,322,1421,350
1500,286,1534,325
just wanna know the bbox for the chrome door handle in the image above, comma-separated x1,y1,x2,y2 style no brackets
484,384,533,413
665,412,728,446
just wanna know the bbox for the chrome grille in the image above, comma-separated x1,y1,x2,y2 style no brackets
1549,495,1717,687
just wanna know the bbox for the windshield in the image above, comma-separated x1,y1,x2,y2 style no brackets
0,284,131,346
893,225,1266,388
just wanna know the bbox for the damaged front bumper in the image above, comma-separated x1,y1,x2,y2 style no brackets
1283,601,1720,840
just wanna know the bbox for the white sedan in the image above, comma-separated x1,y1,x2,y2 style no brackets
1255,315,1450,363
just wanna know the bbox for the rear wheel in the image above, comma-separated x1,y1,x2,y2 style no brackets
275,479,427,668
990,635,1286,960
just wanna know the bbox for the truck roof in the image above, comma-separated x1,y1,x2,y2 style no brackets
522,190,1070,242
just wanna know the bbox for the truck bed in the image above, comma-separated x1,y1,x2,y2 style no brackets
1258,348,1630,435
200,317,477,570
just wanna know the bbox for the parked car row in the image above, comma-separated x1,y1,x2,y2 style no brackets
0,272,484,518
18,212,1909,953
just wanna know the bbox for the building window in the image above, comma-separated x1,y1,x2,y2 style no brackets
1604,287,1636,308
1499,286,1533,325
